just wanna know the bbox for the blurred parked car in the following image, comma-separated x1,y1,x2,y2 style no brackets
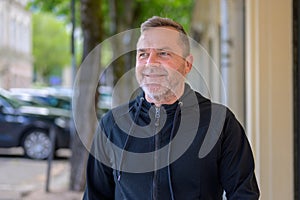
0,89,71,160
11,93,71,110
9,88,72,111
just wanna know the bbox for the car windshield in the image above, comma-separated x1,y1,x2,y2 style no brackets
0,90,28,108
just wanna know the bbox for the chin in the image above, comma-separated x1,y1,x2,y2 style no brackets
143,88,169,102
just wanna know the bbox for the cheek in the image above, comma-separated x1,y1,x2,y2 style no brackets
166,62,186,75
165,59,183,69
135,65,144,80
135,64,143,73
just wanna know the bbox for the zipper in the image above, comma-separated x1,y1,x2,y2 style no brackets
153,106,160,200
155,106,160,126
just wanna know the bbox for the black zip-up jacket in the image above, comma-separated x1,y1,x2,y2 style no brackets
83,84,260,200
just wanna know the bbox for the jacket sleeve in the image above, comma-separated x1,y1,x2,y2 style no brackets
83,117,116,200
220,110,260,200
83,154,115,200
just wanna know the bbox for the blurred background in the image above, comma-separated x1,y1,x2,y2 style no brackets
0,0,297,199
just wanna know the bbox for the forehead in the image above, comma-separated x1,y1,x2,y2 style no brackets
137,27,182,53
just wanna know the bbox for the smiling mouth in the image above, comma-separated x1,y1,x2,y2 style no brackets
143,73,167,77
143,74,167,82
142,83,164,90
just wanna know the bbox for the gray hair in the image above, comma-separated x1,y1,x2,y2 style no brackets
140,16,190,57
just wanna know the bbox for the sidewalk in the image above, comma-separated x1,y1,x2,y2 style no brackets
1,189,83,200
0,162,84,200
0,149,84,200
22,190,83,200
22,164,84,200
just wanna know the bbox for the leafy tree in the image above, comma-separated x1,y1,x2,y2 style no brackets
32,12,70,84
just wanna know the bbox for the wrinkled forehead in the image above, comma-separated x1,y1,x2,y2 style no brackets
137,27,183,55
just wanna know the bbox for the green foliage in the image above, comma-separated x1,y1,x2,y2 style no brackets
28,0,194,31
32,12,71,83
133,0,194,32
27,0,78,22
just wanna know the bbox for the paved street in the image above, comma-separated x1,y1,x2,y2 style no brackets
0,148,83,199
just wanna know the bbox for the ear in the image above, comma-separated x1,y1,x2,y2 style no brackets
184,54,193,74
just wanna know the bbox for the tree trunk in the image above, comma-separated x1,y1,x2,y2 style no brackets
70,0,139,191
69,0,103,191
107,0,138,105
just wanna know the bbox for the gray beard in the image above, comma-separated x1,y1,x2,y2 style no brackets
143,82,182,105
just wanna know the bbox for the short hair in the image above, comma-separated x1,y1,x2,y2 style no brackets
140,16,190,57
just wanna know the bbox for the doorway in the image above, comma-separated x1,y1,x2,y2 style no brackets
293,0,300,199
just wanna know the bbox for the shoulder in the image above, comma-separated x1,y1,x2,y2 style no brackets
99,98,138,128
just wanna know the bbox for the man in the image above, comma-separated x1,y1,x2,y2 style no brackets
83,16,260,200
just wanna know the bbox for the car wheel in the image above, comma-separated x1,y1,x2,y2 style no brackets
22,129,53,160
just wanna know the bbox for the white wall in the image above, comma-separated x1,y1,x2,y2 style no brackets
246,0,294,199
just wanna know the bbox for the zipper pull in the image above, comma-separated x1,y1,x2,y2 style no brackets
154,107,160,127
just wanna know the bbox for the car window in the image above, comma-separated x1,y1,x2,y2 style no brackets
33,95,71,110
0,93,25,108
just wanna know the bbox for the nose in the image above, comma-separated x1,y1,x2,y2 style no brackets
146,51,159,66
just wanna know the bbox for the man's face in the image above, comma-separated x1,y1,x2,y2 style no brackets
135,27,192,103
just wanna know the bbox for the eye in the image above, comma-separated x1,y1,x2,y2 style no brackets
159,51,169,56
138,52,149,59
158,51,172,58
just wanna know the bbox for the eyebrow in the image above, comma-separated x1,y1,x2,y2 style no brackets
137,47,173,52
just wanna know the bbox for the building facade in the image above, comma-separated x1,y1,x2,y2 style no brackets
0,0,32,89
191,0,294,199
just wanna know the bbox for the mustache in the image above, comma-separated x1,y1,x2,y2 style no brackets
141,67,168,76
